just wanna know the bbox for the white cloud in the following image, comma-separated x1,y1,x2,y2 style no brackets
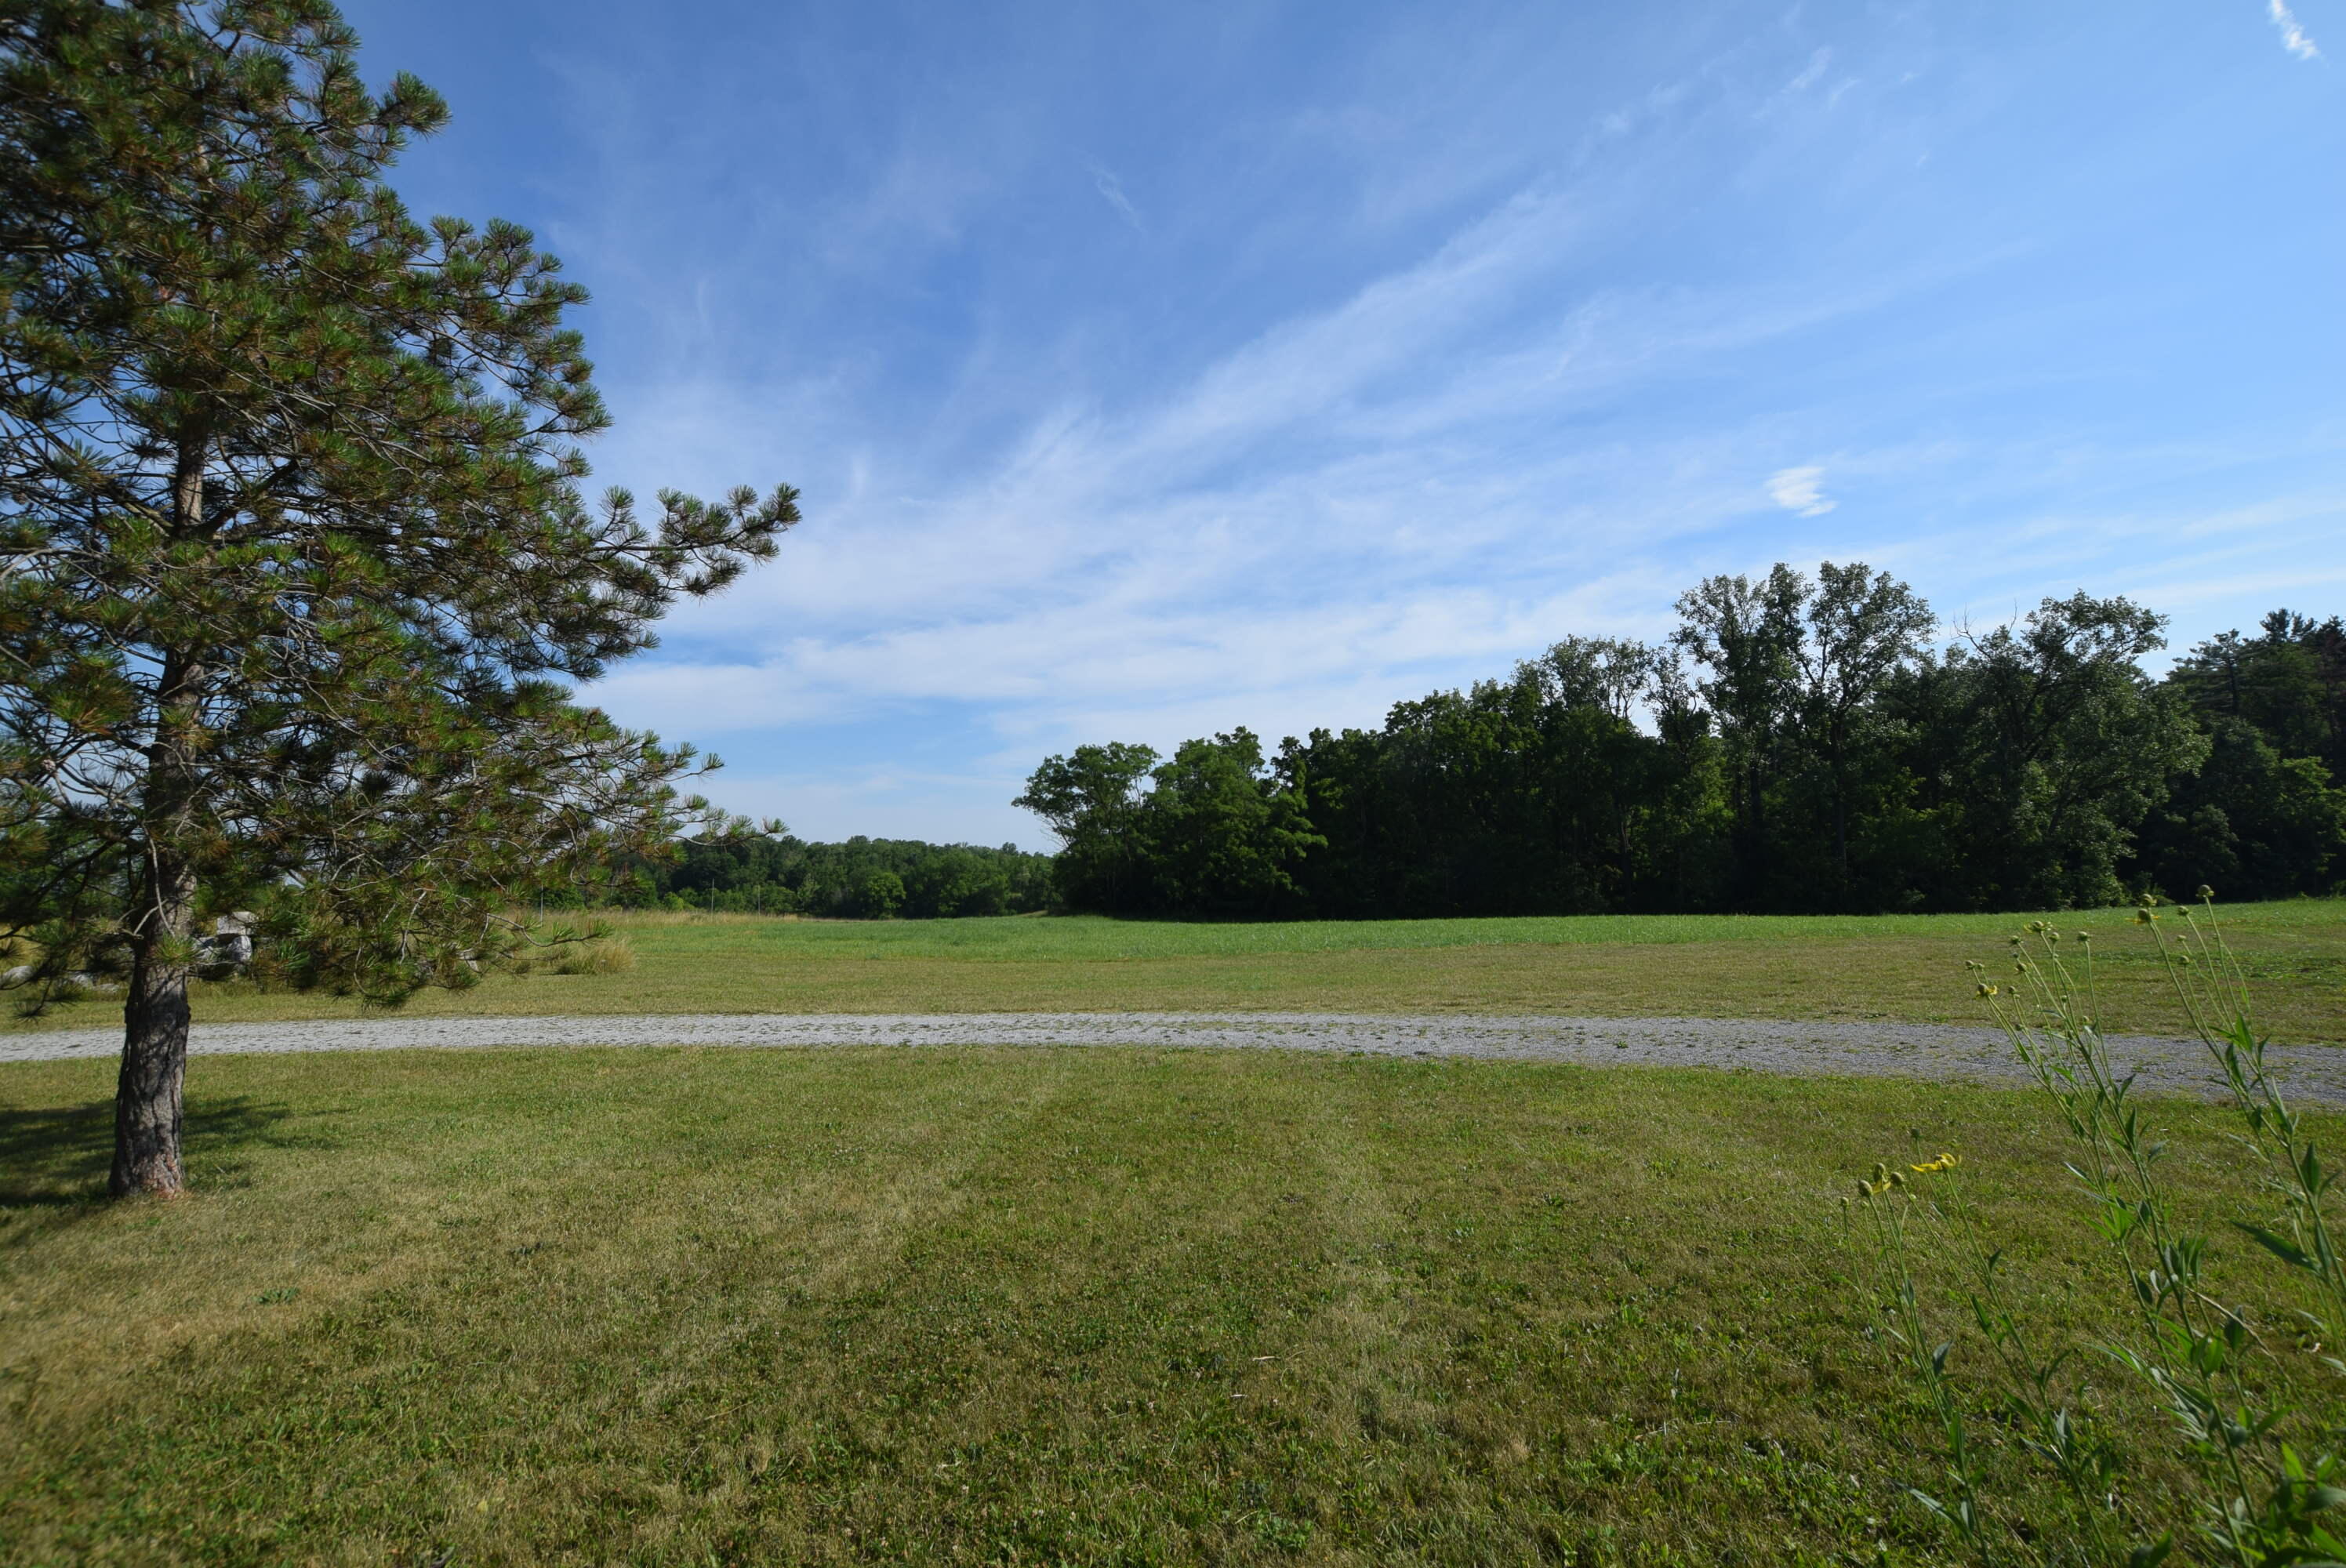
1765,465,1837,517
620,205,1947,657
590,577,1647,741
1125,183,1590,463
699,768,1046,848
545,19,2338,850
1089,164,1144,230
2270,0,2321,59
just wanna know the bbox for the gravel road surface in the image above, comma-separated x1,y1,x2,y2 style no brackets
6,1011,2343,1102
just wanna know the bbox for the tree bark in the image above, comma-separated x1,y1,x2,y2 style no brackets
111,849,194,1196
112,443,206,1197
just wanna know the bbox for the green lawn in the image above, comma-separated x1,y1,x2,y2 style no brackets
2,1044,2331,1566
12,899,2344,1043
575,902,2346,958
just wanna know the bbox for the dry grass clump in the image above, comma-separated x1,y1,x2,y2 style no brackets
503,934,638,977
547,935,636,976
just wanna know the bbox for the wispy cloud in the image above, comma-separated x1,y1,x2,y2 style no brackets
514,0,2344,845
602,176,1935,672
1089,164,1143,230
1766,465,1836,517
2270,0,2321,59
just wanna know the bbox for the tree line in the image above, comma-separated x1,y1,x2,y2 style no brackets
1017,568,2346,919
612,833,1053,919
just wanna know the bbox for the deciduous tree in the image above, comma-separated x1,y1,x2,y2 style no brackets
1013,742,1159,912
1794,562,1934,887
1673,565,1807,896
1930,594,2204,908
1141,728,1319,916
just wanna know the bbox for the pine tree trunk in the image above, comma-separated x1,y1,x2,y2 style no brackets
113,445,206,1198
111,851,194,1196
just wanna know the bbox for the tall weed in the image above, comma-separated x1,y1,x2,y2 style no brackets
1849,896,2346,1566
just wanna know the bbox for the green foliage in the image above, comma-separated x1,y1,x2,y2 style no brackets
2137,721,2346,903
0,1,792,1004
1674,562,1812,894
1142,729,1320,916
1277,645,1713,918
1016,730,1316,916
1024,571,2346,920
852,866,906,920
614,828,1054,919
2171,614,2346,783
1013,740,1160,912
1917,593,2210,911
2155,613,2346,901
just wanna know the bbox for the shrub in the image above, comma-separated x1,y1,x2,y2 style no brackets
550,936,636,976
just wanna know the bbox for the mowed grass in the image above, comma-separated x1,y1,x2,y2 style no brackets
5,1044,2335,1566
10,899,2344,1042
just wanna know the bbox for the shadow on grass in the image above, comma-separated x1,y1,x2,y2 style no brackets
0,1096,323,1209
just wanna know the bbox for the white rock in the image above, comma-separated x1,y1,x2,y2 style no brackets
198,933,254,966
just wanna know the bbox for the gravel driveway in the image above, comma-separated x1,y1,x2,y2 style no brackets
7,1011,2344,1102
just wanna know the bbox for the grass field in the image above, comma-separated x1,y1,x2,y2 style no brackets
10,899,2344,1042
5,1044,2337,1566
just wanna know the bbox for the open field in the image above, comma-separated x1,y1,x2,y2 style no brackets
9,900,2344,1043
5,1044,2340,1566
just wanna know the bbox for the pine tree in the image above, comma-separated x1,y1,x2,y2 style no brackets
0,0,796,1194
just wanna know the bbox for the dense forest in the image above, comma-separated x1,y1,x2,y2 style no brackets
615,834,1054,918
1016,567,2346,920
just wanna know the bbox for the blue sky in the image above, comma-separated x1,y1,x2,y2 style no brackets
345,0,2345,849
